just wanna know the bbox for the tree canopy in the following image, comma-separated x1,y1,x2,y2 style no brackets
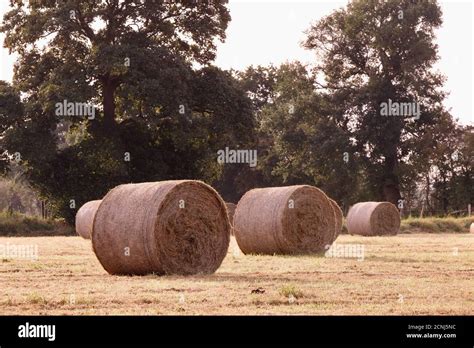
301,0,452,205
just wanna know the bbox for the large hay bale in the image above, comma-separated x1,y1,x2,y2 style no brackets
233,185,336,255
328,198,343,242
92,180,230,275
75,200,102,239
346,201,400,236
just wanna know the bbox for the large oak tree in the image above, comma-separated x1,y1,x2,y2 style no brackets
304,0,452,204
1,0,231,131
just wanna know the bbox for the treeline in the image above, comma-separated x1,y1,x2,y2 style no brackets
0,0,472,224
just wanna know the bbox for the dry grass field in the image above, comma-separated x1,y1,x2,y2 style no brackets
0,233,473,315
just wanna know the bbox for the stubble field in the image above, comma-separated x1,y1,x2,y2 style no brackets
0,233,473,315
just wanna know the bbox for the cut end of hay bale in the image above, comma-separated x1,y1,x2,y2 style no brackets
346,201,400,236
470,222,474,234
75,200,102,239
92,180,230,276
234,185,336,255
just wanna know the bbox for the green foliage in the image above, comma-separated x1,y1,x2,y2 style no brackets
0,176,41,216
0,81,24,173
1,0,231,128
237,62,359,207
304,0,449,204
236,65,277,111
0,211,72,236
428,126,473,214
279,284,303,299
399,217,474,234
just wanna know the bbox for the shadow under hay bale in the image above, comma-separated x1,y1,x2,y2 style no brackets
92,180,230,276
346,201,400,236
75,200,102,239
233,185,336,255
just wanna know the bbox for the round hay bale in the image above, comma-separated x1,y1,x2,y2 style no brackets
328,198,343,241
346,201,400,236
92,180,230,276
75,200,102,239
233,185,336,255
470,222,474,234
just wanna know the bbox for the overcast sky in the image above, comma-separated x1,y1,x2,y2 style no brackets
1,0,472,125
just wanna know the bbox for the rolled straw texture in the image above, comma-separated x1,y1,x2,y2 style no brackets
75,200,102,239
234,185,336,255
92,180,230,275
346,201,400,236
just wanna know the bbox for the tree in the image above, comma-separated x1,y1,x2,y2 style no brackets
253,62,359,208
1,0,231,132
430,125,473,214
0,81,23,173
237,65,278,112
304,0,451,205
192,67,257,202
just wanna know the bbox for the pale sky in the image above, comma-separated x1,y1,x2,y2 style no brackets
1,0,472,125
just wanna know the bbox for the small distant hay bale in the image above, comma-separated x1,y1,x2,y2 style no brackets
328,198,343,242
470,222,474,234
92,180,230,276
226,202,237,235
233,185,336,255
346,201,400,236
75,200,102,239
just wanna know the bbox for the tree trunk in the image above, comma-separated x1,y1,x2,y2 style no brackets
102,78,117,131
381,153,402,207
382,179,401,206
425,174,431,214
442,175,448,214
